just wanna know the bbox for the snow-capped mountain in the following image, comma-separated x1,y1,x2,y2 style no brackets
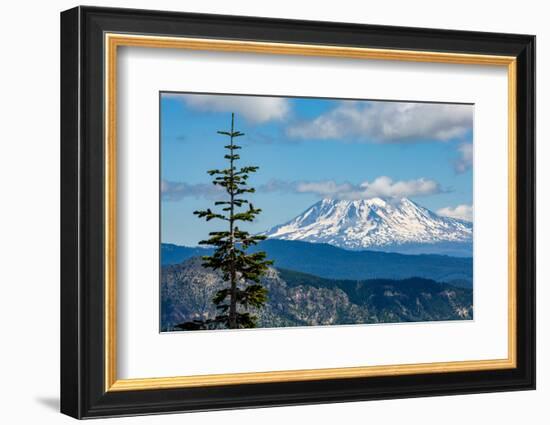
262,198,472,254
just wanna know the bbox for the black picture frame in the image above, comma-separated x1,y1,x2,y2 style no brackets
61,5,535,419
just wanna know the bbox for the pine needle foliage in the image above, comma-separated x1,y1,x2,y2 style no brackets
176,113,272,331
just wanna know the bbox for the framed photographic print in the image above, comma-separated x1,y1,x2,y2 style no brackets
60,6,535,419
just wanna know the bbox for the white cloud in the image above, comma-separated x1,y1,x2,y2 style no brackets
168,93,290,123
295,181,355,197
165,175,445,203
437,204,473,221
260,176,443,200
357,176,442,198
454,142,473,173
287,101,473,143
161,180,223,201
260,179,302,193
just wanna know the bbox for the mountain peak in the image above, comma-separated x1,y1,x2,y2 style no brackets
262,197,472,251
320,196,388,205
319,197,418,209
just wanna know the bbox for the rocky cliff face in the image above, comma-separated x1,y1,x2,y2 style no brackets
161,257,473,331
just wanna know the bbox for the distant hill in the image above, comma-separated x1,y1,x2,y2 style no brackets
161,239,472,287
161,244,210,266
161,257,473,331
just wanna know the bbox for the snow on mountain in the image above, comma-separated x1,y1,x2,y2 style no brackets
262,198,472,251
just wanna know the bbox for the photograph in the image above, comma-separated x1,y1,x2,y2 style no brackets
56,4,536,420
160,92,475,331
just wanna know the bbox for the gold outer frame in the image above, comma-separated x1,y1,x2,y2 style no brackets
104,33,517,392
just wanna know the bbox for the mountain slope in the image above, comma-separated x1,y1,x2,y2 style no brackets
161,239,473,287
262,198,472,255
161,257,473,331
161,244,211,265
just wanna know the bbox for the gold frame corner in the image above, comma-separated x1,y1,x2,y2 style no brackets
104,33,518,392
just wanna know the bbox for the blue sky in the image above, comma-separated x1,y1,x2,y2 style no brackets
161,92,473,246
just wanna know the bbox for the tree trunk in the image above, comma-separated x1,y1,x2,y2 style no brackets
228,113,237,329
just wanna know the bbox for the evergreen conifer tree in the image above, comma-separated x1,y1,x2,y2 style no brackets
176,113,272,330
